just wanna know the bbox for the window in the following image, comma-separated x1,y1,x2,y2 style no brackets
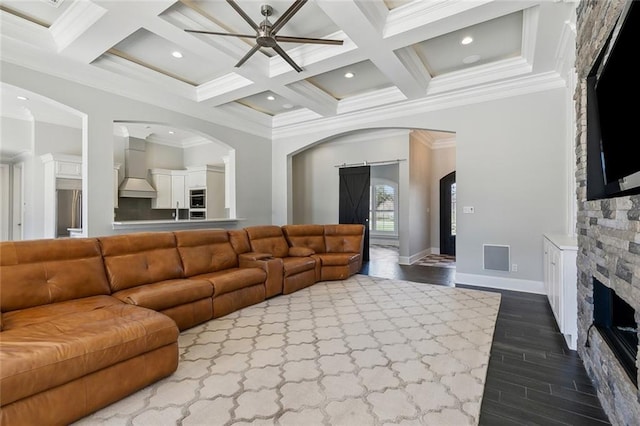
370,181,397,234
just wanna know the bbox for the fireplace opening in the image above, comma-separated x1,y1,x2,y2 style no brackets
593,278,638,386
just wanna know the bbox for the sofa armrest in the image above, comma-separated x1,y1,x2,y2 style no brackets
288,246,315,257
238,256,284,298
239,252,273,262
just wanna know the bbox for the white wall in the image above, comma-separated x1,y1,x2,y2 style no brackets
145,142,184,170
1,61,272,236
430,146,456,251
274,87,570,292
183,143,229,167
0,117,33,159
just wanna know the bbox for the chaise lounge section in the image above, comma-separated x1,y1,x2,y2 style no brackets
0,238,179,426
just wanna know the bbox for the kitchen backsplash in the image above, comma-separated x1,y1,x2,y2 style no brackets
115,197,189,221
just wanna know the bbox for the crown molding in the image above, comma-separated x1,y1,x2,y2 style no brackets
196,72,254,102
273,70,566,140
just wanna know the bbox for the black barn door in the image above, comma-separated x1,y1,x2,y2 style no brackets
339,166,370,261
439,171,456,256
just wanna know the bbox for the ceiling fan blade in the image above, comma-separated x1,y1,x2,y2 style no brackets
185,29,255,39
275,35,343,45
271,0,307,34
226,0,259,31
235,44,261,68
272,43,303,72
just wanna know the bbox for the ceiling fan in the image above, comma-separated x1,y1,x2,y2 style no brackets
184,0,343,72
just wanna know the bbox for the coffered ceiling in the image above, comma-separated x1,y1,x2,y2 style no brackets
0,0,577,133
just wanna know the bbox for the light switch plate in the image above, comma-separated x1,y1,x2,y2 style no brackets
463,206,475,214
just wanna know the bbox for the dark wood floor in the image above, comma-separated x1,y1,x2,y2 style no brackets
360,246,611,425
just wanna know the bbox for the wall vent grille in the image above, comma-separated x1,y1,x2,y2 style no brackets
483,244,510,271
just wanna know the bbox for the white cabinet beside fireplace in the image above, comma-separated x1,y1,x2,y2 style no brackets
543,234,578,350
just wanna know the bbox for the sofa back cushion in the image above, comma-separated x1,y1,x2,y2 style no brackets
228,229,251,254
324,224,365,253
174,229,238,276
98,232,183,292
0,238,111,312
245,226,289,258
282,224,326,253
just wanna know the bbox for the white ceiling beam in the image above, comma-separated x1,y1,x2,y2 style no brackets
277,81,338,117
316,0,428,99
50,1,177,64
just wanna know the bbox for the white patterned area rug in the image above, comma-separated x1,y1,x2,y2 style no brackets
75,275,500,426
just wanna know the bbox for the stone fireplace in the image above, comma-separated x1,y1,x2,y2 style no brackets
576,1,640,424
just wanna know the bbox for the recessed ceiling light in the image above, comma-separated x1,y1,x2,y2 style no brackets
461,36,473,45
462,54,481,64
172,51,183,58
169,131,175,135
282,103,293,109
344,72,355,79
267,95,276,101
16,96,29,101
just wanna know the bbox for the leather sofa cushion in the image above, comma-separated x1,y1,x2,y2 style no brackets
282,224,326,253
174,229,239,276
282,257,316,277
0,239,111,312
245,226,290,258
191,268,266,297
228,229,251,254
0,295,178,406
315,252,360,266
288,246,315,257
324,224,365,253
99,233,184,292
112,279,213,311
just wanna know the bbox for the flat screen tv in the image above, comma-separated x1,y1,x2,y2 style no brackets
587,0,640,200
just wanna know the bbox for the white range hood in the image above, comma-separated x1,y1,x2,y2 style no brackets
118,138,157,198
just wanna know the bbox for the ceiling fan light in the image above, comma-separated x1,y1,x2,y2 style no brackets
344,72,355,79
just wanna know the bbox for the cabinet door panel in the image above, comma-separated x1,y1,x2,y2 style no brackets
171,174,187,208
151,174,171,209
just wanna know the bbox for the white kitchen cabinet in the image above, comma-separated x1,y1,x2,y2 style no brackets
186,165,225,218
150,169,187,209
170,170,187,209
543,234,578,350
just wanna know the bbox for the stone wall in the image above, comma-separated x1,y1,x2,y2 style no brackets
575,0,640,424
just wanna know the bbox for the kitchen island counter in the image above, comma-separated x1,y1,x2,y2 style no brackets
112,218,243,232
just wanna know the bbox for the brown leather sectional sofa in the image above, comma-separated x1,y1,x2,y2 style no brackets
0,224,364,425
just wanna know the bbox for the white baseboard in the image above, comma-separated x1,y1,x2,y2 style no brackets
398,248,431,266
454,272,545,295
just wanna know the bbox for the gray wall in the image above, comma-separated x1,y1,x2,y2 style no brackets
275,88,570,292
